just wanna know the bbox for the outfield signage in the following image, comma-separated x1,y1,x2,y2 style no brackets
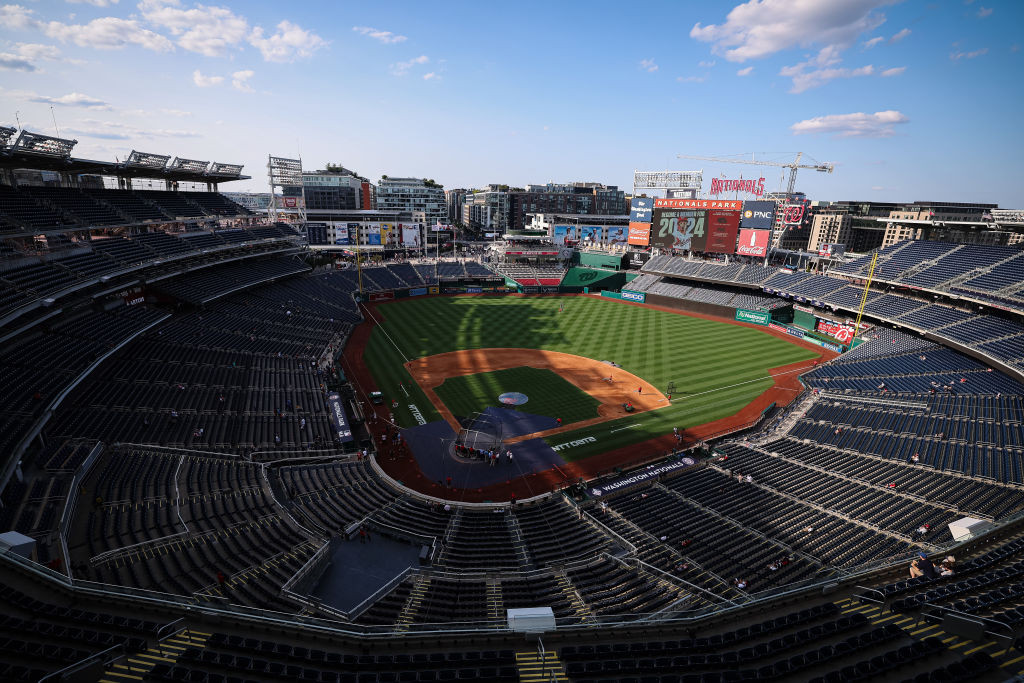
735,308,770,326
466,286,483,293
326,393,354,443
589,457,697,496
737,228,770,257
654,198,742,210
770,322,805,339
369,291,394,302
629,197,654,223
740,200,776,229
621,290,646,303
817,319,856,344
409,287,427,297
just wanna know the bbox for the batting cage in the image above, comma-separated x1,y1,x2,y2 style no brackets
456,411,504,453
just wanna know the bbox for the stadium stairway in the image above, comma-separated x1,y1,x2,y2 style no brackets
394,575,431,633
100,628,210,683
830,596,1020,680
516,648,569,682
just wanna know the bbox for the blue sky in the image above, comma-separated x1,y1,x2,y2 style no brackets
1,0,1021,205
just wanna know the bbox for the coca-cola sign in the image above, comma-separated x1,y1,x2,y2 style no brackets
710,177,765,197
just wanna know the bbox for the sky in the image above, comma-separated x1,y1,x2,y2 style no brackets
1,0,1021,205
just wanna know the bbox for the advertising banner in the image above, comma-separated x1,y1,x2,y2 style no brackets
735,308,770,326
740,200,776,229
627,222,651,246
817,243,846,258
409,287,427,297
381,223,397,248
621,290,646,303
276,195,304,209
554,225,575,246
369,290,394,302
589,457,697,496
401,224,421,248
606,226,628,246
705,210,741,254
580,226,601,242
326,392,354,443
651,208,707,252
428,286,440,294
737,228,770,257
627,251,651,268
365,224,381,245
629,197,654,223
654,198,742,210
817,319,856,344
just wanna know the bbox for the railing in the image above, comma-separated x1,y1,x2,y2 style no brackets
37,643,124,683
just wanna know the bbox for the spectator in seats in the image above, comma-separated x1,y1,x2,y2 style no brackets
744,474,753,484
916,553,938,579
909,559,924,578
733,578,748,590
886,482,897,489
300,417,306,430
358,527,367,544
217,571,226,587
274,434,281,445
939,561,954,577
802,526,815,534
909,453,920,464
680,539,693,549
170,409,179,424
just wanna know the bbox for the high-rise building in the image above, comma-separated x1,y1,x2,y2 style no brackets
376,177,446,230
463,185,511,234
463,182,626,233
445,188,467,225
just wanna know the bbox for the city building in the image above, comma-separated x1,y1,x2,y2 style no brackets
375,177,446,231
463,185,511,235
445,188,467,225
283,165,374,212
877,201,1002,247
464,182,627,233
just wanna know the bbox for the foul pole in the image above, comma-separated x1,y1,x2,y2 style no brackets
852,253,878,342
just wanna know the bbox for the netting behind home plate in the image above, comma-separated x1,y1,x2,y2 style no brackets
456,411,504,451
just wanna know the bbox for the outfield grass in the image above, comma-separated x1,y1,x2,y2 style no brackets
362,296,817,457
433,367,601,426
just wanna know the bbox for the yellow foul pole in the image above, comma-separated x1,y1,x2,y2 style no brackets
852,252,878,342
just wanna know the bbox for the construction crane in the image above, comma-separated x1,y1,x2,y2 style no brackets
675,152,834,198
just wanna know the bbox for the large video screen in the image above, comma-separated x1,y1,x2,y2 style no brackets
651,208,707,252
705,210,741,254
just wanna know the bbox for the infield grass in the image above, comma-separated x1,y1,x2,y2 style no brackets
361,296,817,458
434,367,601,426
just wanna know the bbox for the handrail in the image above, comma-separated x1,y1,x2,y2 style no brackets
918,603,1016,643
38,643,124,683
854,585,887,605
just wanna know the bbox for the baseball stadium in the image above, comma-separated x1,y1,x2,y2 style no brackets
0,138,1024,683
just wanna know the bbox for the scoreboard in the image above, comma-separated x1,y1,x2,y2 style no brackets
651,208,707,252
705,210,740,254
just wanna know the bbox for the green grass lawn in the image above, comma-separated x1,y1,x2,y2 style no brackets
361,296,817,457
433,367,601,426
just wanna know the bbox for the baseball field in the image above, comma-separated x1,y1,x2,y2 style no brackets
357,295,821,462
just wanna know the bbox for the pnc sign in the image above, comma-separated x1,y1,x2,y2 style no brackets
710,177,766,197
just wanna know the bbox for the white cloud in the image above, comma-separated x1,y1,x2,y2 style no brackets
352,26,407,44
0,53,36,71
13,43,62,61
871,185,884,191
390,54,428,76
139,0,249,57
44,16,174,51
422,72,438,80
880,66,905,77
677,75,706,83
249,20,326,62
192,69,223,87
66,0,120,6
639,58,658,72
64,118,201,140
0,4,37,30
690,0,893,62
780,46,874,93
862,36,884,49
698,60,716,68
736,66,753,76
231,69,254,92
161,108,191,116
791,110,908,138
24,91,112,109
977,6,993,18
890,28,911,43
950,47,988,60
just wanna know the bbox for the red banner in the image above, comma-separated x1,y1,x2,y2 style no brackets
737,229,770,257
817,319,855,344
705,210,741,254
654,198,743,210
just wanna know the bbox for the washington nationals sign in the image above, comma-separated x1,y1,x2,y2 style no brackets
710,177,766,197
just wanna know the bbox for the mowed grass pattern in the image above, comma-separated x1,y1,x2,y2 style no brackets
362,296,817,459
434,367,601,426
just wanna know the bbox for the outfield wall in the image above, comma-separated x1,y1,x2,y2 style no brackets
641,292,738,320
